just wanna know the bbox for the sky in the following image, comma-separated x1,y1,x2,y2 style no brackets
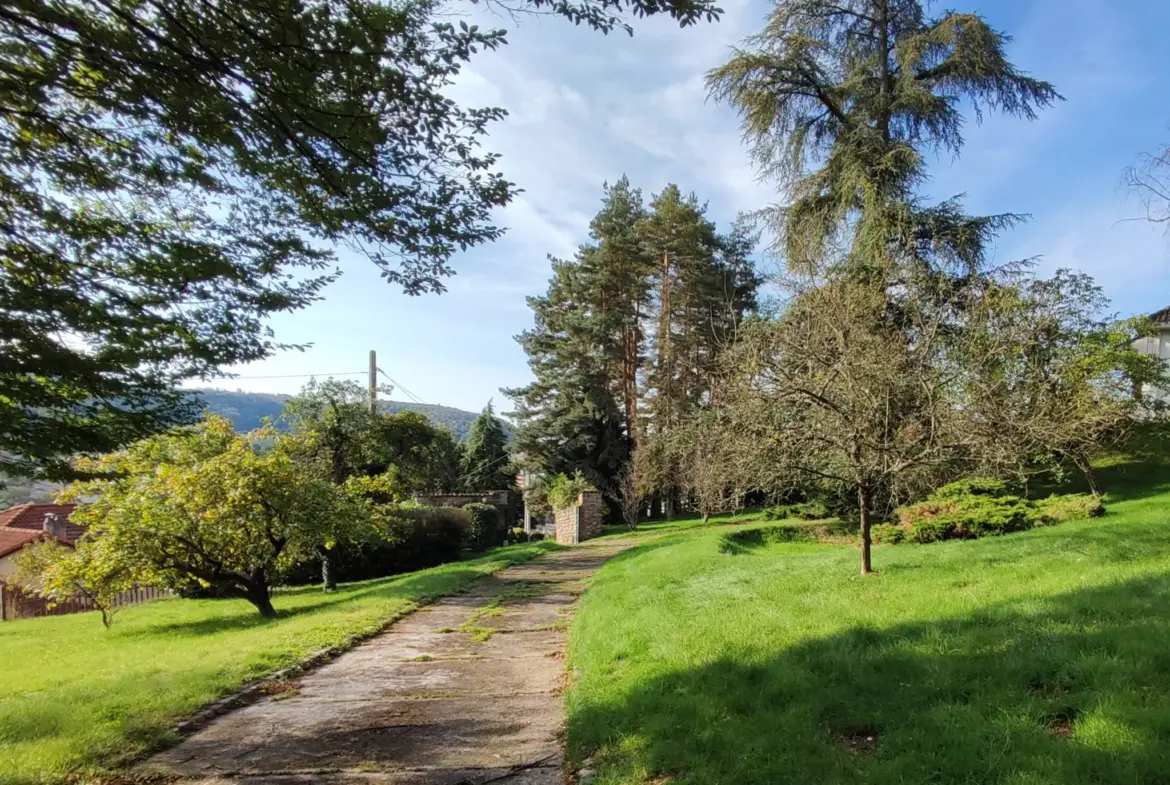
196,0,1170,414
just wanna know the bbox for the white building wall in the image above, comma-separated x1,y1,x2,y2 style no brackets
1133,324,1170,402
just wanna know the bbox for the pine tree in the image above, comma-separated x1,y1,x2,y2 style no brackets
584,178,653,448
461,402,513,491
506,180,758,505
707,0,1060,278
636,187,759,514
504,260,630,494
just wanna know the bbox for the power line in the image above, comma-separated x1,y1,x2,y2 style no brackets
226,370,367,380
377,367,426,405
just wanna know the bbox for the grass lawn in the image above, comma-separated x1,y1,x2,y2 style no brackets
0,540,556,784
567,451,1170,784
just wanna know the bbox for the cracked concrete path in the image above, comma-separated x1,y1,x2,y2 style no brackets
139,540,632,785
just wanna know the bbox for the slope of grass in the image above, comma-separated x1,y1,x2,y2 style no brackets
0,541,557,784
567,455,1170,785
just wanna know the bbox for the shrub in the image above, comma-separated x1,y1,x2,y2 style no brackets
898,494,1033,541
870,523,904,544
763,499,832,521
546,471,596,510
720,520,858,553
1032,493,1105,526
891,482,1105,545
930,477,1011,500
528,531,545,542
282,505,469,585
463,502,502,551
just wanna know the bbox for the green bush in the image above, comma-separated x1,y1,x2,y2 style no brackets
282,505,469,585
891,481,1105,546
930,477,1011,499
898,494,1033,542
546,471,596,510
763,499,832,521
463,502,502,551
870,523,904,544
1032,493,1105,525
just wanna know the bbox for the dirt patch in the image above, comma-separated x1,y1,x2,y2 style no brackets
837,726,880,755
1043,706,1080,739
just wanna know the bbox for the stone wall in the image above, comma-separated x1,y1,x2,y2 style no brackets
554,490,604,545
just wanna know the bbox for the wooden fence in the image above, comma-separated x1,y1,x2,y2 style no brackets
0,583,170,621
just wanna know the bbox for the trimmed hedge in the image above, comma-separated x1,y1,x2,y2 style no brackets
464,502,502,551
283,506,469,585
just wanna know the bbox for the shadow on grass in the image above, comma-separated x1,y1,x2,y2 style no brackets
129,544,560,638
569,574,1170,785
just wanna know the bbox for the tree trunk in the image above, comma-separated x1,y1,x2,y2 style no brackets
663,490,675,520
318,545,337,592
624,323,640,447
245,581,277,618
858,486,873,576
1074,454,1102,498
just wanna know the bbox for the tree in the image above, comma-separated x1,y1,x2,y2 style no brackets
637,186,759,514
284,379,461,494
506,180,758,503
0,0,721,479
283,379,460,588
49,416,367,617
15,537,136,629
704,0,1060,572
956,270,1168,496
461,401,513,491
1124,142,1170,238
705,272,1003,574
505,256,631,495
707,0,1059,277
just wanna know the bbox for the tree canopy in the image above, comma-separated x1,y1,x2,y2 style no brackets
506,178,757,500
0,0,721,479
39,416,367,617
460,401,513,491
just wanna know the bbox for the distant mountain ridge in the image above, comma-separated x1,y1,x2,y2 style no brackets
191,388,496,442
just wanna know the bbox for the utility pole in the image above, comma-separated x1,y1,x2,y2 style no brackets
368,350,377,416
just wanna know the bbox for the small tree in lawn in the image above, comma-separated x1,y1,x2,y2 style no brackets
461,401,513,491
49,416,368,618
15,538,136,629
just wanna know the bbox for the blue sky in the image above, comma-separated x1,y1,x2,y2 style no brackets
198,0,1170,414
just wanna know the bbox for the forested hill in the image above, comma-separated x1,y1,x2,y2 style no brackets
191,389,493,441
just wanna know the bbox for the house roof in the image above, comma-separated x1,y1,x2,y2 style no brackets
0,528,71,559
1150,305,1170,325
0,503,85,541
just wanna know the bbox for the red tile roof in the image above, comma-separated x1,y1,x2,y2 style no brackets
0,528,71,559
0,503,85,541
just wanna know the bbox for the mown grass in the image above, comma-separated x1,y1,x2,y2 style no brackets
567,451,1170,785
597,507,767,540
0,540,557,784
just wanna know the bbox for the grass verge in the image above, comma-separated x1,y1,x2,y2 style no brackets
0,540,557,784
566,454,1170,784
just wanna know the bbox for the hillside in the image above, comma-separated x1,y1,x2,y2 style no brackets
190,388,495,441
